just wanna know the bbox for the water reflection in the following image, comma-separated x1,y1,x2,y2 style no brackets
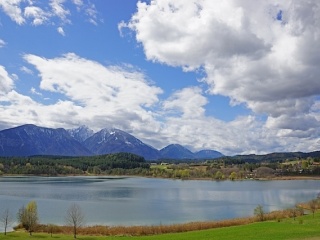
0,176,319,228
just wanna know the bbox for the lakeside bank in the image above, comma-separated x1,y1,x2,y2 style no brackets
8,203,318,237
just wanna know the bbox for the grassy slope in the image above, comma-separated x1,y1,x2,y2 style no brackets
2,213,320,240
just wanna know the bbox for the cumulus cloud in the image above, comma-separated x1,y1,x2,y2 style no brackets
18,53,163,131
1,53,166,141
2,0,320,155
156,108,292,155
125,0,320,136
163,87,207,118
1,52,320,155
0,90,82,128
124,1,270,69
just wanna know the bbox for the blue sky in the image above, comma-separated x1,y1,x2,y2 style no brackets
0,0,320,155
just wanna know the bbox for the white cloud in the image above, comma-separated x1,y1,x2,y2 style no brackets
30,87,42,96
57,26,65,36
0,90,83,128
24,6,49,25
11,73,18,81
0,0,100,28
0,39,6,47
125,0,320,137
1,53,320,155
1,0,319,155
72,0,83,7
0,0,25,25
162,105,281,153
49,0,70,23
85,2,98,25
20,66,33,75
18,53,163,132
125,1,270,69
0,53,164,139
0,65,14,96
118,21,127,37
163,87,207,119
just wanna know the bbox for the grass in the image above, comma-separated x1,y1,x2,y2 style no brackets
150,165,169,170
2,213,320,240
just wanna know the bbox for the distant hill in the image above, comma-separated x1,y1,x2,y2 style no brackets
0,124,91,157
1,123,319,163
194,150,224,159
160,144,194,159
0,124,224,160
160,144,224,160
218,151,320,163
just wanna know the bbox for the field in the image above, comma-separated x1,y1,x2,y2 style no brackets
2,212,320,240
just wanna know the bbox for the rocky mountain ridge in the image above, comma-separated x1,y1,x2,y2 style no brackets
0,124,223,160
0,124,92,157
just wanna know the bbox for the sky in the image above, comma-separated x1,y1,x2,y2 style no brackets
0,0,320,156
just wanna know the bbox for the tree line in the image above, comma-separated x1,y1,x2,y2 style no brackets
0,152,150,176
1,152,320,179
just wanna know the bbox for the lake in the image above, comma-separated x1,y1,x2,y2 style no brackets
0,176,319,231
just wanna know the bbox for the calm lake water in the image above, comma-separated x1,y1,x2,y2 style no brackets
0,176,319,230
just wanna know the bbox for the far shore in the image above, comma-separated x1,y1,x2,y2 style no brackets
2,173,320,181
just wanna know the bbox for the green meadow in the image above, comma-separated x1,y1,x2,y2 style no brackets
2,212,320,240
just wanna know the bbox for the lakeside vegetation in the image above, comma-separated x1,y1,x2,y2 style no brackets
1,152,320,180
1,197,319,238
1,208,320,239
0,153,150,176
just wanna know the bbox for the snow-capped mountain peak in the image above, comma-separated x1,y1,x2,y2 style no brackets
0,124,224,160
0,124,92,156
83,128,161,160
67,125,94,142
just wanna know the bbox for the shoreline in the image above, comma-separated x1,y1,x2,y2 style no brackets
2,173,320,181
28,207,313,236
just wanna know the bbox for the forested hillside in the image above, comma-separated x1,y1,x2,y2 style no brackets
0,153,150,176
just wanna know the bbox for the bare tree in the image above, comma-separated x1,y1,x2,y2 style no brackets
290,207,298,220
47,224,58,237
254,205,265,221
290,205,304,220
309,199,318,218
1,209,13,235
65,203,85,239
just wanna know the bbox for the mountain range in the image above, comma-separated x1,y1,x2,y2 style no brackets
0,124,223,160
